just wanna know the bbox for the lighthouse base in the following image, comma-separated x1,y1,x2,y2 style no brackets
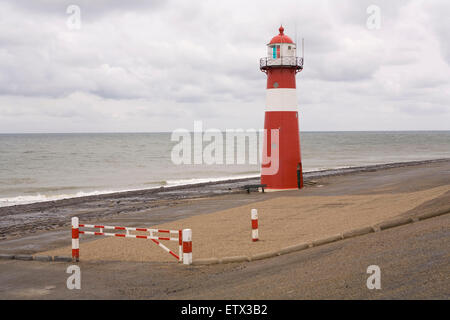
260,187,299,193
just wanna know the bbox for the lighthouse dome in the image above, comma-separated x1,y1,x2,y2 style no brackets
269,26,294,44
260,25,303,72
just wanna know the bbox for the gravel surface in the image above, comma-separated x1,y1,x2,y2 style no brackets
40,185,449,262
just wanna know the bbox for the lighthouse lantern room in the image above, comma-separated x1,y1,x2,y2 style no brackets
260,26,304,191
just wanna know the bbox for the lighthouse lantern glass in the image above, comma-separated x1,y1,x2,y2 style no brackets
270,45,281,59
267,43,296,65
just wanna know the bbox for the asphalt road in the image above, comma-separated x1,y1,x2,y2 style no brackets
1,212,448,299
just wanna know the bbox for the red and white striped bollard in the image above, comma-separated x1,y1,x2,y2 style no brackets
71,216,79,262
178,230,182,262
182,229,192,265
251,209,259,242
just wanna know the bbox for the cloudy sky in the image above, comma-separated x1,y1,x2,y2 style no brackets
0,0,449,133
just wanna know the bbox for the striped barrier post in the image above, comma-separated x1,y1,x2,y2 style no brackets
178,230,183,262
182,229,192,265
71,217,79,262
72,218,187,263
251,209,259,242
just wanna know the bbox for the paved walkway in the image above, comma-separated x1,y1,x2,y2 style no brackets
1,213,448,299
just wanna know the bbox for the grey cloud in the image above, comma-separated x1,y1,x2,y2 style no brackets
424,1,450,65
0,0,449,133
8,0,166,18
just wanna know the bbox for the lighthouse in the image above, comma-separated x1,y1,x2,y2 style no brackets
260,26,304,191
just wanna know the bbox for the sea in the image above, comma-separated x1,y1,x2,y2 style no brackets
0,131,449,207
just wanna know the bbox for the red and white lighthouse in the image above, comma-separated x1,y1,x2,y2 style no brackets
260,26,304,191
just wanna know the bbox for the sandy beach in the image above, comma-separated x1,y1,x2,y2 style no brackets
0,159,448,260
7,158,441,262
41,184,450,262
1,158,448,242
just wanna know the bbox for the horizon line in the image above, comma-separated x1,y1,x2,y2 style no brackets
0,130,449,135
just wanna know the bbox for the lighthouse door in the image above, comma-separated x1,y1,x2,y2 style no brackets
297,162,303,189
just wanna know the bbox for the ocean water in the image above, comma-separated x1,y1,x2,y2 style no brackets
0,131,449,207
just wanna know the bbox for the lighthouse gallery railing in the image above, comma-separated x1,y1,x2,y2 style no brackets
260,56,304,70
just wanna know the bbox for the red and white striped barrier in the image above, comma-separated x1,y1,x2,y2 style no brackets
182,229,192,265
72,217,79,262
71,217,192,264
251,209,259,242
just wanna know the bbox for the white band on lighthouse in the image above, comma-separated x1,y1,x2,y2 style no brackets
265,88,298,112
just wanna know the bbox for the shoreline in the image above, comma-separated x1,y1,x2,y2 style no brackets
1,158,449,211
0,158,448,253
0,158,449,242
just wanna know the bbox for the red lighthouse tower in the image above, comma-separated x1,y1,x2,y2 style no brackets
260,26,304,191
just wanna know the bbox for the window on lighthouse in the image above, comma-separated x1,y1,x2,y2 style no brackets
271,45,280,59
